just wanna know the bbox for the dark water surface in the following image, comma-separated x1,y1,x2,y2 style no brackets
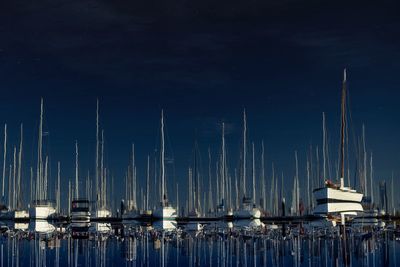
0,220,399,266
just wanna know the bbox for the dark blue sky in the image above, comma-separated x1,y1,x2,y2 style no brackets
0,0,399,207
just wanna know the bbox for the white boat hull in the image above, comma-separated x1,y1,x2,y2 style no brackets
93,209,111,218
313,187,363,214
153,206,177,220
71,211,91,223
29,206,56,220
14,210,29,219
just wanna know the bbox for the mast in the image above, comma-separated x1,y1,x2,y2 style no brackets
17,124,23,209
12,147,16,210
146,155,150,210
68,180,71,215
38,98,44,200
1,124,6,203
176,183,179,216
132,143,136,210
95,99,99,206
188,167,192,212
44,155,48,200
370,152,374,204
7,164,11,208
322,112,327,179
101,130,104,208
270,163,275,214
391,172,395,215
261,141,266,210
57,162,60,212
160,110,165,206
234,169,239,209
208,148,213,213
75,141,79,199
221,122,225,209
252,142,256,204
30,167,33,204
340,69,347,189
362,124,368,195
242,109,247,198
306,156,310,212
294,151,299,215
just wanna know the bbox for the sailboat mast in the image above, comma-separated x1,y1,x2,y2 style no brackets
188,167,192,212
261,141,266,210
322,112,327,179
243,109,247,197
57,162,60,212
340,69,347,188
221,122,225,208
208,148,213,212
44,155,48,200
252,142,256,204
146,155,150,210
95,99,99,205
362,125,368,195
160,110,165,205
75,141,79,199
40,98,44,200
370,152,374,204
1,124,6,202
101,130,104,207
17,124,23,209
132,143,136,209
12,147,16,210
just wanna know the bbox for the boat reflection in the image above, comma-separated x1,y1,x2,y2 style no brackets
29,220,56,234
0,219,398,266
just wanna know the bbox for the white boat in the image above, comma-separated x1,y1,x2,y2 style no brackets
313,69,363,224
95,208,111,218
234,198,261,219
14,209,29,219
71,199,91,223
153,205,177,220
313,186,363,214
29,201,56,220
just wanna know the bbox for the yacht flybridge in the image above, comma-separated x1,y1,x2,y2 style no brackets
313,69,363,223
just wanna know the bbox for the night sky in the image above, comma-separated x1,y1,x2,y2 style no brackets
0,0,399,207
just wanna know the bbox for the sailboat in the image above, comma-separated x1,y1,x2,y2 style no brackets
13,124,29,220
234,110,261,219
29,99,56,220
122,144,140,219
70,141,91,225
152,110,177,220
313,69,363,224
93,100,111,219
